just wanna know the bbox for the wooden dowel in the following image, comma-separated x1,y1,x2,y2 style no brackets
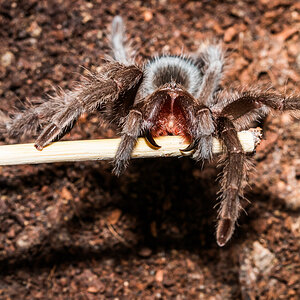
0,130,261,166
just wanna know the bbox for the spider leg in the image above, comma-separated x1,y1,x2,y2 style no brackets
178,102,215,160
33,63,143,150
113,88,170,175
110,16,136,66
112,109,143,175
195,43,224,107
184,44,224,160
189,106,215,161
3,90,72,140
213,90,300,129
216,117,250,246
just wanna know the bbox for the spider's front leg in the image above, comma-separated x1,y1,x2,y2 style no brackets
183,43,224,161
34,63,143,150
188,106,215,161
113,89,170,175
112,109,143,175
4,62,143,147
179,102,216,162
216,117,250,246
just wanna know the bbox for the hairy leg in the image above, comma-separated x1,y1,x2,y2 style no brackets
4,100,60,139
112,109,143,175
180,103,215,160
195,43,225,107
181,44,224,159
4,63,143,149
110,16,136,66
216,117,251,246
188,106,215,160
212,90,300,130
33,63,142,150
113,88,172,174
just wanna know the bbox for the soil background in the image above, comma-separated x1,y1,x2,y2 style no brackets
0,0,300,299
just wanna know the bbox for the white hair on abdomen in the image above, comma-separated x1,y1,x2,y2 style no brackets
141,55,203,97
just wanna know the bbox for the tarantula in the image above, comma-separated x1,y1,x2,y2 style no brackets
4,16,300,246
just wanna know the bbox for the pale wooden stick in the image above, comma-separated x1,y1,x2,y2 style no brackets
0,130,261,166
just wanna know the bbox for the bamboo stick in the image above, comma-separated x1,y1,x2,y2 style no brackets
0,129,261,166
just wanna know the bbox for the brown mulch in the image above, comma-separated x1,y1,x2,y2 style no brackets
0,0,299,299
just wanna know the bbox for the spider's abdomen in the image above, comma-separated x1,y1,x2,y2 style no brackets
142,55,202,97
